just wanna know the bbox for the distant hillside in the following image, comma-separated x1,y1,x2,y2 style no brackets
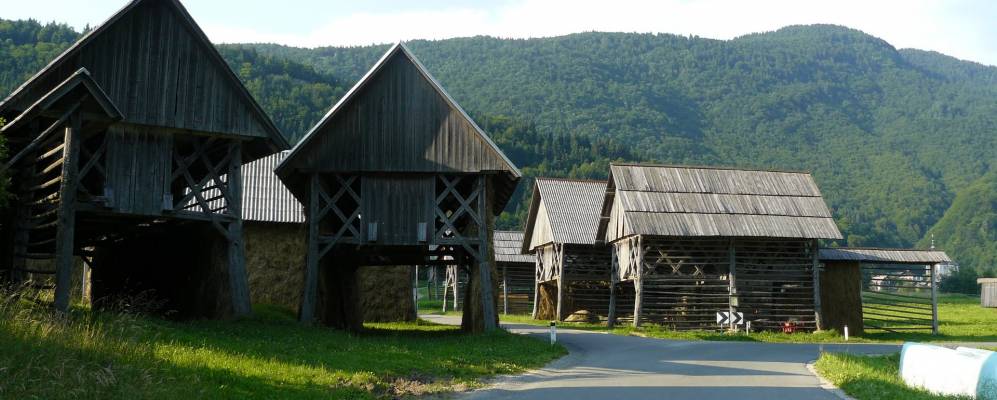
3,20,997,273
920,172,997,273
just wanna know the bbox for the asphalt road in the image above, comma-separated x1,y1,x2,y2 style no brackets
422,315,899,400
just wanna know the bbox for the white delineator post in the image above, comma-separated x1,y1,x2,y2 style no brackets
550,321,557,345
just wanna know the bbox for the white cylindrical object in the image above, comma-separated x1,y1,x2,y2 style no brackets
844,325,849,341
550,321,557,344
746,321,751,333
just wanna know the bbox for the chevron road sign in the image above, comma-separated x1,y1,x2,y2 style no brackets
716,311,744,325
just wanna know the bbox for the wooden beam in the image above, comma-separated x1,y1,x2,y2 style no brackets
54,111,81,312
812,239,823,331
728,238,737,331
931,263,939,335
633,236,643,328
502,264,508,315
226,142,252,317
299,173,321,324
531,254,540,319
556,244,565,321
477,176,497,331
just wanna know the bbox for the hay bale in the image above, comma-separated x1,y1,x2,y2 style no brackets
243,222,305,311
535,282,557,320
356,265,415,322
565,309,599,323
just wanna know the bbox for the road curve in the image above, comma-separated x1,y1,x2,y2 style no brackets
422,315,898,400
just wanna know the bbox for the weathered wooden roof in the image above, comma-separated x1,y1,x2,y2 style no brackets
0,0,288,159
598,164,843,241
819,248,952,264
522,178,608,252
276,43,521,210
494,231,533,264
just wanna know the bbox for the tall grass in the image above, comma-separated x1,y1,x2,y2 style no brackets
0,287,565,399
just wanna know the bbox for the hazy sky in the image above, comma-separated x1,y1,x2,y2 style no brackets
5,0,996,66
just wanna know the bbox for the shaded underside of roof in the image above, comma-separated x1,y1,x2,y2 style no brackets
819,248,952,264
605,164,842,240
530,178,608,247
494,230,533,263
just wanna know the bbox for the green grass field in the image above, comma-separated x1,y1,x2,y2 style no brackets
813,352,972,400
0,290,565,399
479,294,997,344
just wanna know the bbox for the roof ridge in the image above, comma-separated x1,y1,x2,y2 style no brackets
536,176,609,184
610,162,812,175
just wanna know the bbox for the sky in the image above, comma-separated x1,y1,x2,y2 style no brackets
4,0,996,66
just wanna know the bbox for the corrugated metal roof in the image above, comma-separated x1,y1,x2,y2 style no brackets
494,231,533,263
522,178,607,251
819,248,951,264
242,151,304,223
601,164,842,241
201,151,303,223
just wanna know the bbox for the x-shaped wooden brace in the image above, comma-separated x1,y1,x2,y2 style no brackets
434,175,482,243
76,135,107,196
171,138,232,235
315,174,361,259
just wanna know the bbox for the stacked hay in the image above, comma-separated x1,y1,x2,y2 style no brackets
356,265,416,322
243,222,306,311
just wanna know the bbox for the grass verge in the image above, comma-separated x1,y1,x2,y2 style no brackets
0,290,566,399
491,294,997,344
814,352,972,400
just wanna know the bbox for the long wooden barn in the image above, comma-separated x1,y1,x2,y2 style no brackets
494,230,534,315
598,164,843,331
275,43,521,332
523,178,631,322
0,0,288,317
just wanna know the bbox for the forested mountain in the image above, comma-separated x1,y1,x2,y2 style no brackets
2,19,996,274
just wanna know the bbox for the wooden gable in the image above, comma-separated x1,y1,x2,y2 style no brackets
0,0,287,153
279,43,518,176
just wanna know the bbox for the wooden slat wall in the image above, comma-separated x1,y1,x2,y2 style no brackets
638,238,730,330
360,175,433,245
11,0,270,139
498,261,535,314
529,201,554,250
104,125,172,215
734,238,816,331
293,51,510,174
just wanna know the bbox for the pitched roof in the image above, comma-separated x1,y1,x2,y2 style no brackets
522,178,608,252
275,43,521,210
494,231,533,264
599,164,843,241
819,248,952,264
0,0,288,158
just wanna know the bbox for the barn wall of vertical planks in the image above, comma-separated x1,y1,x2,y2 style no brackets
0,0,288,318
522,178,634,322
597,164,843,331
276,43,521,333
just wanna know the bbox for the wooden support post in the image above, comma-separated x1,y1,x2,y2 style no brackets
502,264,509,315
728,238,737,331
226,142,252,317
812,239,823,331
931,263,939,335
555,244,565,322
607,280,617,328
299,174,321,324
442,268,450,313
413,265,419,317
477,176,497,331
633,236,644,328
53,112,81,312
532,254,540,319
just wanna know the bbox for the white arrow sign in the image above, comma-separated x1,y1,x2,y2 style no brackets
716,311,744,325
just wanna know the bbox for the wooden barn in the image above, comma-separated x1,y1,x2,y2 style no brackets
275,43,521,332
494,230,535,314
522,178,631,322
818,248,950,335
0,0,288,317
222,151,416,321
598,164,843,331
